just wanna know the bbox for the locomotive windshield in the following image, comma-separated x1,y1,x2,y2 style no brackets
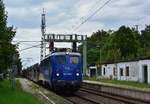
55,55,66,64
70,56,79,64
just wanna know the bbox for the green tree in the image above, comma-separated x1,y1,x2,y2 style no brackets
79,25,150,65
141,25,150,47
138,25,150,57
0,0,21,74
96,26,142,63
79,30,110,65
107,26,140,58
87,48,100,64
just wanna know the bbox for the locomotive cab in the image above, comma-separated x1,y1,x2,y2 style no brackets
51,52,82,92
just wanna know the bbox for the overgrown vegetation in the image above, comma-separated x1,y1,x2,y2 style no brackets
0,0,22,74
0,80,42,104
79,26,150,65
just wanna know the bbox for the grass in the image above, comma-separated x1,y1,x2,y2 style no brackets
0,79,42,104
83,76,150,89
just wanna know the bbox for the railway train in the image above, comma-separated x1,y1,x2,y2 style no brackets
22,52,82,92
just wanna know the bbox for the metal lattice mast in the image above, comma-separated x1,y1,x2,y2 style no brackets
40,9,46,61
39,10,87,75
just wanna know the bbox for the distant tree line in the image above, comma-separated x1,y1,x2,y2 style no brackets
0,0,22,74
79,25,150,65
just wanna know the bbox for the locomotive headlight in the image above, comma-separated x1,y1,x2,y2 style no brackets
76,73,79,76
56,73,60,76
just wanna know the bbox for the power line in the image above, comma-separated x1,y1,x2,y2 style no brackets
132,13,150,31
19,44,41,52
13,40,41,43
138,14,150,22
19,42,37,46
135,14,150,27
71,0,102,32
73,0,112,31
84,0,103,18
18,0,112,53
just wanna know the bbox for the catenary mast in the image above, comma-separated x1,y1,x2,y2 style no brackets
40,9,46,61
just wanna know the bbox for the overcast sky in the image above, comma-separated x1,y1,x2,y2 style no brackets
4,0,150,68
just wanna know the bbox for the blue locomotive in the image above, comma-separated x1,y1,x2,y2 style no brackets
40,52,82,92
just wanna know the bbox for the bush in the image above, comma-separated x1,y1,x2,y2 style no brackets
0,73,4,80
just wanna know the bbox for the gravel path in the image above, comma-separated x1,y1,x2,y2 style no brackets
18,78,55,104
17,78,69,104
19,78,34,93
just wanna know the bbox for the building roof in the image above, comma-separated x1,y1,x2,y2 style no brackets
101,57,150,65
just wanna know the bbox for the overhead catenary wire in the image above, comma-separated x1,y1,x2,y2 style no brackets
70,0,102,32
12,40,42,43
137,13,150,23
83,0,103,19
134,13,150,29
19,44,41,52
12,40,48,48
127,13,150,31
16,0,112,53
19,42,38,46
15,0,113,68
73,0,112,31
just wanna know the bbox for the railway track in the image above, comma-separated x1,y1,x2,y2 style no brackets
25,78,150,104
64,89,126,104
43,83,150,104
63,85,150,104
78,85,150,104
64,94,101,104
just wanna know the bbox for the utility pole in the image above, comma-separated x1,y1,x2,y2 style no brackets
10,54,18,89
96,45,101,79
83,38,87,76
135,25,139,32
40,9,46,61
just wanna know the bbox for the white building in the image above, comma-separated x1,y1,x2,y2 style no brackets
101,58,150,83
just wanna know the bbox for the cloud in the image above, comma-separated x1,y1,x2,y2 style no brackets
4,0,150,67
4,0,49,8
13,28,41,41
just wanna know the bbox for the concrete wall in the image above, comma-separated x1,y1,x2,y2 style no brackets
101,59,150,83
139,60,150,83
101,64,117,79
117,61,139,81
83,82,150,102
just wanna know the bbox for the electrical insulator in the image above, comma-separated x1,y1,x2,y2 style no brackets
72,42,77,52
49,41,54,52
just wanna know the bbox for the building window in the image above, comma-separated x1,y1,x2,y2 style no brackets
103,68,105,75
126,66,129,76
120,68,123,76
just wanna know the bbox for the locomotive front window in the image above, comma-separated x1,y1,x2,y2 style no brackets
70,56,79,64
55,55,66,64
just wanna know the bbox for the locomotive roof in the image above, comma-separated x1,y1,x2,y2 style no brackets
51,52,81,56
42,52,81,61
